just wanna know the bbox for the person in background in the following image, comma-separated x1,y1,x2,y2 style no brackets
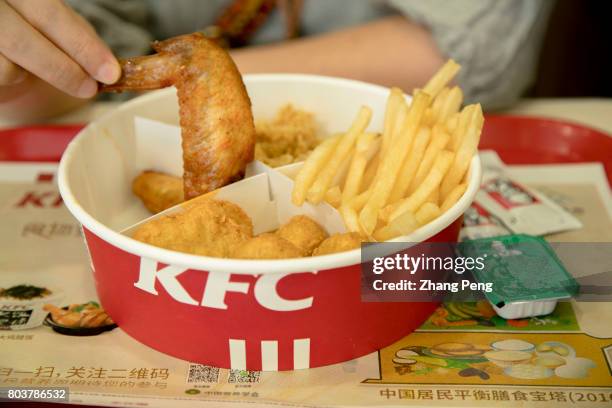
0,0,554,123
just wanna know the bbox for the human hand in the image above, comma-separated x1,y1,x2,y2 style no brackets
0,0,120,99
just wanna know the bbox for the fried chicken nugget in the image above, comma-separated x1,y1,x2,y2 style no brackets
132,171,184,214
233,233,303,259
133,199,252,257
276,215,328,256
182,197,253,232
313,232,363,256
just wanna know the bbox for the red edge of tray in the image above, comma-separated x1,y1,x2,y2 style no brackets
481,114,612,184
0,124,84,162
0,117,610,184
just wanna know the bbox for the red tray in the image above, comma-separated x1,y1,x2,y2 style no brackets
0,115,610,408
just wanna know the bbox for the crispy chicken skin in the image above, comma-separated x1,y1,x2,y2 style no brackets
101,33,256,200
132,170,184,213
232,233,303,259
276,215,328,255
313,232,362,256
132,199,253,257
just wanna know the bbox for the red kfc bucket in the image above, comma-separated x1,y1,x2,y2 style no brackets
58,75,481,371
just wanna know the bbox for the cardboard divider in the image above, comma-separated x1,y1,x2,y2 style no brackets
122,117,347,239
134,117,183,177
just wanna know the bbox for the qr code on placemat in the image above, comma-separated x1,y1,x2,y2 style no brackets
186,364,220,383
228,369,261,383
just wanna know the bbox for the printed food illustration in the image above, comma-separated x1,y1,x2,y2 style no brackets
422,301,580,331
429,301,497,327
44,302,113,328
43,301,117,336
0,284,52,300
367,331,611,387
429,343,491,359
0,284,62,330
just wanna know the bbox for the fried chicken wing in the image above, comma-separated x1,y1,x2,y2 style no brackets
102,33,256,200
132,199,253,257
132,170,184,213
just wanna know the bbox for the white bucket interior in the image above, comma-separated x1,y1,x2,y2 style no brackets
67,75,391,231
58,74,481,274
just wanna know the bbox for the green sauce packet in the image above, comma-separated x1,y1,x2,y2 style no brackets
458,234,579,307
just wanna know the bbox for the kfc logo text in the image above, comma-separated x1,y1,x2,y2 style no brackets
15,191,63,208
134,258,314,311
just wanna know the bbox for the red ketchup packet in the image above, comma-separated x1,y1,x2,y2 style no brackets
469,152,582,237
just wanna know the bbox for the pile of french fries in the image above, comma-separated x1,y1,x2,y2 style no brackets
291,60,484,241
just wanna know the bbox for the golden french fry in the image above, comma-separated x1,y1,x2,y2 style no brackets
378,204,395,223
388,100,409,153
450,104,476,152
422,59,461,99
409,125,450,194
374,210,419,241
445,112,460,134
440,104,483,199
360,152,380,193
389,150,454,221
329,146,355,190
380,88,403,159
342,133,379,205
415,202,441,225
437,86,463,124
422,107,435,127
426,188,440,205
292,135,341,205
359,92,431,234
387,126,431,204
325,186,342,208
349,189,372,211
431,87,450,122
307,106,372,203
339,205,362,233
440,183,467,213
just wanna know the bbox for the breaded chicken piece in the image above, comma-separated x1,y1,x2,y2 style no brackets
313,232,362,256
233,233,303,259
132,199,252,257
276,215,328,256
132,170,184,214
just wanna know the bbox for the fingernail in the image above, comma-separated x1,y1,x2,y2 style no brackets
96,61,120,84
8,69,27,85
77,79,98,98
